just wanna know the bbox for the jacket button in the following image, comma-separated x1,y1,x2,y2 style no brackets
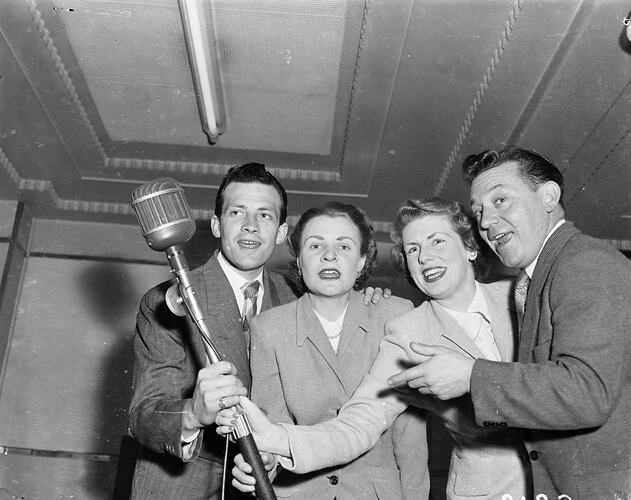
529,450,540,461
327,475,339,485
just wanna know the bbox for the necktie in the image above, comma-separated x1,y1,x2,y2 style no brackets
514,269,530,327
241,280,260,351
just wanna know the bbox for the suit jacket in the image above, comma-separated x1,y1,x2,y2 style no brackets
471,222,631,499
250,290,429,500
128,253,297,499
283,280,529,500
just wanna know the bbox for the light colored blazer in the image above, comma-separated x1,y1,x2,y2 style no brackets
128,254,297,498
283,280,530,500
471,222,631,499
250,290,429,500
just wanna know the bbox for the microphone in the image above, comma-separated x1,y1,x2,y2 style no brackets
131,178,195,316
131,178,278,500
130,178,195,251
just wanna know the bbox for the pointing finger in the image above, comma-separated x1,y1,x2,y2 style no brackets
408,342,443,358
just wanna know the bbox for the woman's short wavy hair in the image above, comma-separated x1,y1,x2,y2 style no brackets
390,197,488,281
288,202,377,291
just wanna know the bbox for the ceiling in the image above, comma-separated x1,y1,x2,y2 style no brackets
1,0,630,247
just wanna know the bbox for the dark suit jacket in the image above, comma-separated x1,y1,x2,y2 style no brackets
470,222,631,499
128,253,297,498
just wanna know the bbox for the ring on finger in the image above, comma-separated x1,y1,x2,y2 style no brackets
218,397,226,410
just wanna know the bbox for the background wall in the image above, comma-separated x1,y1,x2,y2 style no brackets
0,200,452,499
0,204,168,499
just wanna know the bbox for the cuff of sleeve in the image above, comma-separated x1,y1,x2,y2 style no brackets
181,429,204,462
180,429,200,461
181,428,200,443
276,454,295,472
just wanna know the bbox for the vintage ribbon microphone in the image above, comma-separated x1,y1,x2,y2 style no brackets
131,178,277,500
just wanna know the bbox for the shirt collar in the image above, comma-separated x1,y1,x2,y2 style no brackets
467,282,490,322
217,251,264,310
438,281,489,323
525,219,565,278
312,301,349,335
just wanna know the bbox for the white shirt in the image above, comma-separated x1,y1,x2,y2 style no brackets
312,302,348,354
217,251,264,315
525,219,565,278
439,282,502,361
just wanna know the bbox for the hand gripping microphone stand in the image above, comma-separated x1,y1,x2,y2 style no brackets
131,178,277,500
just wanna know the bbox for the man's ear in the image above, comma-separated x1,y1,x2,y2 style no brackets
275,222,289,245
540,181,562,213
211,213,221,238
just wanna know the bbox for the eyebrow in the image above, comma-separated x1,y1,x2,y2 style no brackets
487,182,505,192
228,204,277,212
404,231,448,245
304,235,356,242
470,182,505,206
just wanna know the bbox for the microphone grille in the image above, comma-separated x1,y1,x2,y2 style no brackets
131,178,195,250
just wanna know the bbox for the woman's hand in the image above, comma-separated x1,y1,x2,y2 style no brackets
215,396,291,456
230,452,277,494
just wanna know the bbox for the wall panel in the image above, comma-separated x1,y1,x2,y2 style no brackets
0,200,17,238
29,219,162,263
0,257,169,454
0,216,171,499
0,453,117,500
0,243,7,278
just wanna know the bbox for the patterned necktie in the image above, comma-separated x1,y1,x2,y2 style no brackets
514,269,530,327
241,280,261,350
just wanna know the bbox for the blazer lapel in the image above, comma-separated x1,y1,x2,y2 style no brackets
519,222,579,361
199,256,250,383
387,302,481,361
261,271,278,311
335,292,370,393
427,301,484,359
295,295,345,384
335,292,367,359
480,282,515,361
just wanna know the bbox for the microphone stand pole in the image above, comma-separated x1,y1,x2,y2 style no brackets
165,245,277,500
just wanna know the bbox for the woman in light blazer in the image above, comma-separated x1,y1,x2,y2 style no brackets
221,198,531,500
246,202,429,500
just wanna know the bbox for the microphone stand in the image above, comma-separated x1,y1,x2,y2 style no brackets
165,245,277,500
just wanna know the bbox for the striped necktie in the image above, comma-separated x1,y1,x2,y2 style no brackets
514,269,530,327
241,280,260,350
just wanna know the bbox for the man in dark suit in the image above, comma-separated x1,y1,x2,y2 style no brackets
128,163,298,499
389,147,631,499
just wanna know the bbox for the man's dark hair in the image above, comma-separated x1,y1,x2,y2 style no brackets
215,162,288,223
462,147,565,208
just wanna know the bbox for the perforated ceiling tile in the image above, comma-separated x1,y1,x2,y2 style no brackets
54,0,350,152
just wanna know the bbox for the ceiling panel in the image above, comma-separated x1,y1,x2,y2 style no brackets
0,0,629,247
